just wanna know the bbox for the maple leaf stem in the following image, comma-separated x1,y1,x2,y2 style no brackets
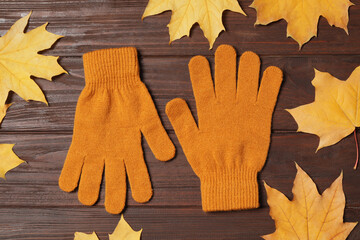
354,129,359,170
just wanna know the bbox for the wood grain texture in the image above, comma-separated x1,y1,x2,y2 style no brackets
1,133,360,208
3,54,360,132
0,0,359,239
1,207,359,240
0,0,360,56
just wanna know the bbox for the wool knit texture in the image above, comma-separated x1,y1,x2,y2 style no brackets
166,45,283,212
59,47,175,214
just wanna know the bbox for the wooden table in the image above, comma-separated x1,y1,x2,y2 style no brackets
0,1,359,239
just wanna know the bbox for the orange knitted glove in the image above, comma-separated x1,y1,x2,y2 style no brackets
166,45,283,212
59,47,175,214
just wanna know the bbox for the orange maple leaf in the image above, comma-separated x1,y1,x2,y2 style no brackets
263,163,357,240
250,0,354,48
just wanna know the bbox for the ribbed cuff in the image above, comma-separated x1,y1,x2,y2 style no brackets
200,169,259,212
83,47,140,88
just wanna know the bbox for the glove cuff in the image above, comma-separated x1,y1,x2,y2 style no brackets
83,47,140,88
200,168,259,212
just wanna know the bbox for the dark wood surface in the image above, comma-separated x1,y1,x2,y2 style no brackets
0,1,359,239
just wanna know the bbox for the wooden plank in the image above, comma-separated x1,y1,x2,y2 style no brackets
0,207,358,239
0,1,358,56
0,1,359,239
0,132,359,209
2,54,360,132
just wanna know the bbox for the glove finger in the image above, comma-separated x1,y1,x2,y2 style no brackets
139,87,175,161
215,45,237,102
105,158,126,214
59,146,84,192
236,51,260,103
257,66,283,112
166,98,202,175
142,120,175,161
124,148,152,203
78,156,104,206
166,98,199,149
188,55,215,107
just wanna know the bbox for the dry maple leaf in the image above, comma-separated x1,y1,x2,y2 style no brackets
74,232,99,240
263,163,357,240
0,144,25,179
287,67,360,169
142,0,246,49
74,215,142,240
250,0,354,48
0,12,67,123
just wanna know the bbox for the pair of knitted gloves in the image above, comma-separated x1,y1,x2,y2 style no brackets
58,45,283,214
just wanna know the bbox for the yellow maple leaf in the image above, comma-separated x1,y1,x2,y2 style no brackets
0,12,67,123
109,215,142,240
0,144,25,179
0,103,12,124
74,232,98,240
74,215,142,240
287,67,360,168
250,0,354,48
263,163,357,240
142,0,246,49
